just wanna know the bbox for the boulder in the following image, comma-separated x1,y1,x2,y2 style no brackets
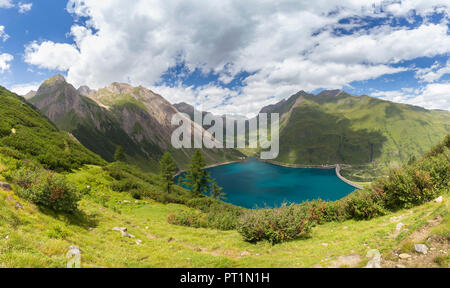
395,264,406,268
0,182,12,191
399,253,411,259
414,244,428,255
434,196,443,203
112,227,127,232
121,231,135,238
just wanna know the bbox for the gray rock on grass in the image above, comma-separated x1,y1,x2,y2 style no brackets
414,244,428,255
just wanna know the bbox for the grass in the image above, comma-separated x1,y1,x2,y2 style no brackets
1,164,447,268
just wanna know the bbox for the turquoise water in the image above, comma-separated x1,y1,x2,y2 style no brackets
177,158,356,209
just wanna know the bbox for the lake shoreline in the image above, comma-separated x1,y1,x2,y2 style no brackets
173,159,246,178
175,157,363,190
260,159,364,190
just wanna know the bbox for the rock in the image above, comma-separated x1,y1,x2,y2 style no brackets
88,227,94,231
121,231,135,238
240,251,250,256
15,201,24,210
364,249,381,268
112,227,127,232
434,196,443,203
135,239,143,245
123,200,131,203
395,264,406,268
399,253,411,259
5,235,9,240
414,244,428,255
0,182,12,191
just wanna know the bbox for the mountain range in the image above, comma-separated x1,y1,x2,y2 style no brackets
8,75,450,180
173,90,450,180
27,75,242,171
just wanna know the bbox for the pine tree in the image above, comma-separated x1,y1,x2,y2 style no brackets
114,146,126,162
184,150,211,196
210,180,226,201
159,152,177,194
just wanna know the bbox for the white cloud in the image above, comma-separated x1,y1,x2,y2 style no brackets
22,0,450,114
0,25,9,42
310,23,450,65
18,2,32,14
416,60,450,83
24,41,80,71
0,53,13,73
372,83,450,111
9,82,40,95
0,0,13,8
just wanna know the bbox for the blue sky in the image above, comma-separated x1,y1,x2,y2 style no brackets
0,0,449,116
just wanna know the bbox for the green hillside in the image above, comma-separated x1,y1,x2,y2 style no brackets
0,134,448,268
262,90,450,181
0,86,105,171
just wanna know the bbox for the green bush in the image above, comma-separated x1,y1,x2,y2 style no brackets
237,205,313,244
382,167,436,209
167,211,208,228
343,189,387,220
9,167,81,213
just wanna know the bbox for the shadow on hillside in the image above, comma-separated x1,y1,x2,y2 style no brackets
39,206,99,230
279,105,387,165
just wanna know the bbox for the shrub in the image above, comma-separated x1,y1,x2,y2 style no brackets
10,167,81,213
167,211,208,228
237,205,313,244
344,189,387,220
383,167,436,209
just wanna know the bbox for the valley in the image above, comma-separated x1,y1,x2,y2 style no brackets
0,80,448,268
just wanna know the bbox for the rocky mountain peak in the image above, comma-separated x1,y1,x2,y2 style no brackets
23,90,37,99
43,74,67,86
78,85,93,97
105,82,134,94
316,89,344,98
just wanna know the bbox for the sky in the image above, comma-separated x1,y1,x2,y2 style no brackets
0,0,449,116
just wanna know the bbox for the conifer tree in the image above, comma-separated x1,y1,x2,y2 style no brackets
160,152,177,194
114,146,126,162
210,180,226,201
184,150,211,196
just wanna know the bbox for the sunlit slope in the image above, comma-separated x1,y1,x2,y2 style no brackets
263,90,450,178
0,85,105,171
0,166,447,268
